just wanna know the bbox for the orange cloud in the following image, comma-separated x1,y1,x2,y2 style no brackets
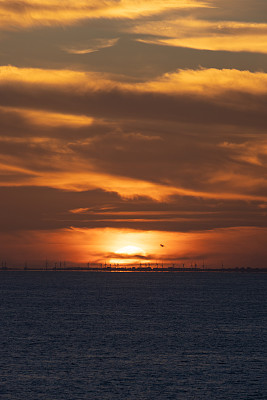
220,141,267,166
2,65,267,96
62,38,119,54
1,159,267,203
0,106,94,127
0,0,208,30
141,35,267,54
0,61,262,96
141,68,267,95
133,18,267,53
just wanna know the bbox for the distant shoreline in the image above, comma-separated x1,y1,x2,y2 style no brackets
1,267,266,273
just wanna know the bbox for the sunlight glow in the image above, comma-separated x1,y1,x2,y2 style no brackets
115,245,145,255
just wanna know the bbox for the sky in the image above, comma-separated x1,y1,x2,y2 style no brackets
0,0,267,268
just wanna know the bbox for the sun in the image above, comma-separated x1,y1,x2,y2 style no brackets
115,245,145,255
109,245,147,265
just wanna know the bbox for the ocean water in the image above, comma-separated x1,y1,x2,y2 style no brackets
0,271,266,400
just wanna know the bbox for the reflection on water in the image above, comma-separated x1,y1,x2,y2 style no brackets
0,272,266,399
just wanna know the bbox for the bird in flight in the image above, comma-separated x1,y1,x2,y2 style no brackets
160,244,164,247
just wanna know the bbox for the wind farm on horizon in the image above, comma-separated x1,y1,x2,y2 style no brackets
1,259,266,272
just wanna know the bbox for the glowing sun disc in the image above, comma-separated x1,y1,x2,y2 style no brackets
115,245,145,255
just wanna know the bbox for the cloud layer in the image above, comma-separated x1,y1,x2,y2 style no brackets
0,1,266,266
0,0,206,29
0,67,267,201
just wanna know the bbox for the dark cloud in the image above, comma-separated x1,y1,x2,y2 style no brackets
0,186,266,233
104,252,150,260
1,79,267,129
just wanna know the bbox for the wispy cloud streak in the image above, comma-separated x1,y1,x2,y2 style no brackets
0,0,208,29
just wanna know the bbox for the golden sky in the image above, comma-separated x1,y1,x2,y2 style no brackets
0,0,267,267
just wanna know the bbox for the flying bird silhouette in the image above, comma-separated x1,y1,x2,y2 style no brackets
160,244,164,247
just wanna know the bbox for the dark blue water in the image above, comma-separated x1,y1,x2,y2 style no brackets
0,272,266,399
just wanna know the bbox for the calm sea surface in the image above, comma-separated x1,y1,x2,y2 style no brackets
0,272,266,399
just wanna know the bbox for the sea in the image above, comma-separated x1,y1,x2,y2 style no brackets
0,271,266,400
